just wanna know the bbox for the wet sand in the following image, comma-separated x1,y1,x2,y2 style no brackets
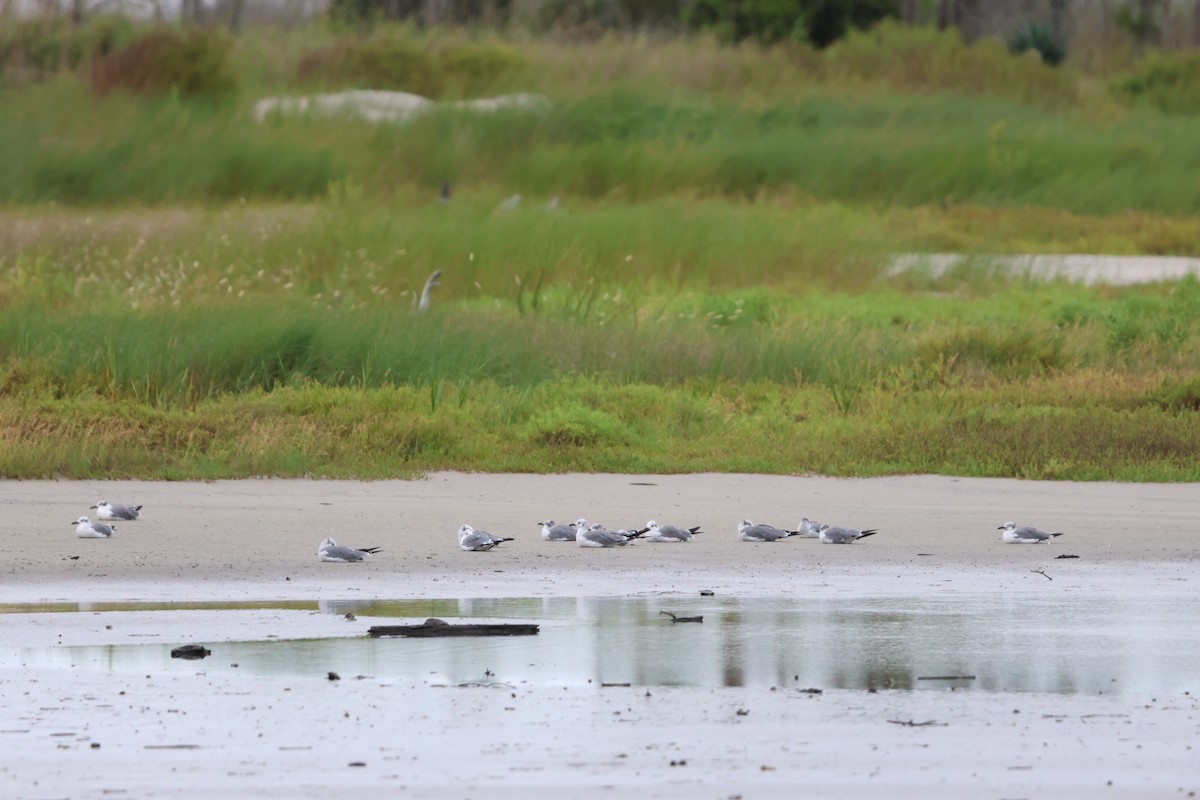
1,473,1198,798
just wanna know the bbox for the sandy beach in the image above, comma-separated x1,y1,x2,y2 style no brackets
1,473,1198,798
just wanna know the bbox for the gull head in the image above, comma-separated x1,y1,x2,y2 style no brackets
645,520,660,531
998,521,1017,531
73,516,91,526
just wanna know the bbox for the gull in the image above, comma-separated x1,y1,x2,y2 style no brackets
458,524,514,552
497,193,521,211
577,522,644,548
540,519,584,541
91,500,142,521
817,525,878,544
738,520,801,542
317,537,381,562
797,518,824,538
998,521,1063,544
417,269,441,311
73,516,115,539
644,520,702,542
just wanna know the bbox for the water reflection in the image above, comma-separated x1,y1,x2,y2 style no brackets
2,595,1197,694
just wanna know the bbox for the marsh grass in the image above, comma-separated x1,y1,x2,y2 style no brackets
2,372,1196,481
3,203,1197,425
4,23,1200,480
7,26,1200,215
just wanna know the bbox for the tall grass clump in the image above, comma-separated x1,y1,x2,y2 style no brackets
822,20,1078,106
1,86,339,203
295,31,527,98
1111,50,1200,114
90,27,236,99
0,13,134,85
4,277,1197,407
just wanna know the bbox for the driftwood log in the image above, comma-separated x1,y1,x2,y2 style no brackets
170,644,211,659
368,618,539,638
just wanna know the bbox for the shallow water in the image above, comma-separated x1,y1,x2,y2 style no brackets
3,595,1197,694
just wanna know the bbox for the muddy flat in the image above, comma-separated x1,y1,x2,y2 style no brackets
0,474,1196,799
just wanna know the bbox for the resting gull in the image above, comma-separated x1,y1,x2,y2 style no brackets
317,537,381,562
540,519,584,542
91,500,142,521
797,518,824,538
737,520,801,542
643,520,702,542
817,525,878,544
998,521,1063,544
73,516,115,539
458,524,515,552
577,522,645,548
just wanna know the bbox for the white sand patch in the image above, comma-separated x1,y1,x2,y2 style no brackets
889,252,1200,285
253,90,549,123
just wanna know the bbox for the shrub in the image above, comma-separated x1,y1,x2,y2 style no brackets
1114,1,1160,43
90,28,235,99
1111,51,1200,114
822,20,1077,106
0,14,135,84
535,0,632,34
522,401,634,447
1007,22,1066,67
684,0,896,46
296,35,525,98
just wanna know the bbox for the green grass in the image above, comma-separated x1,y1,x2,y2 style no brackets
4,21,1200,216
2,21,1200,481
2,375,1197,481
1,201,1199,481
8,80,1200,216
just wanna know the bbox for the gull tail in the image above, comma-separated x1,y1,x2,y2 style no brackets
356,547,383,554
689,526,703,534
1050,532,1064,538
858,529,879,538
